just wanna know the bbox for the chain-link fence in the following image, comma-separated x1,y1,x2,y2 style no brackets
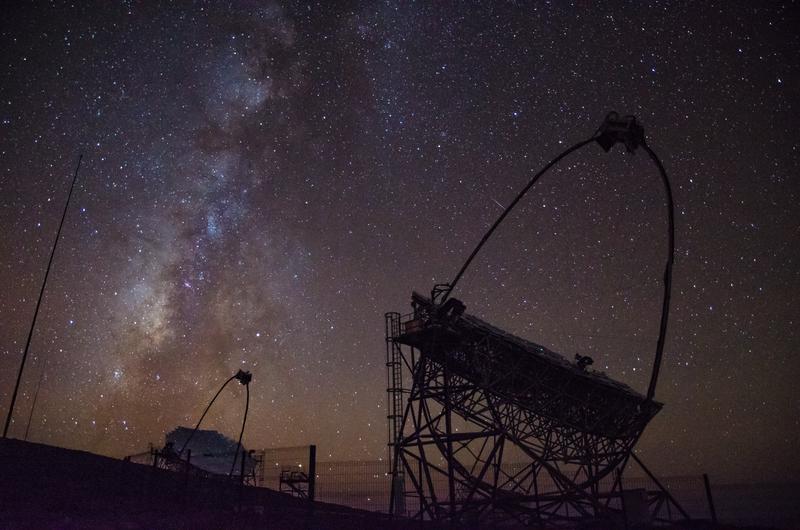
252,449,798,527
130,443,799,528
314,460,391,511
255,447,390,510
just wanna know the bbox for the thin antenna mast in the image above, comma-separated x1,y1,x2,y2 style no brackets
3,153,83,438
23,359,46,441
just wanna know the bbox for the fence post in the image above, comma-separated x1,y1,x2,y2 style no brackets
308,445,317,502
703,473,718,524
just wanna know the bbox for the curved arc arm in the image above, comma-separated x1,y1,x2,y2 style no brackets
440,133,675,403
442,137,598,303
642,143,675,401
229,383,250,477
178,374,237,458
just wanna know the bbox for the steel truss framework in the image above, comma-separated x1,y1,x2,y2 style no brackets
387,297,674,527
385,114,685,526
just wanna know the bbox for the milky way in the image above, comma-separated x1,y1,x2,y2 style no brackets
1,2,798,483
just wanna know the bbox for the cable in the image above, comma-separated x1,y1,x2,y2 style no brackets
23,359,47,441
3,153,83,438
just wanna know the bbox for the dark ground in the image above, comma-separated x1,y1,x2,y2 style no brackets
0,438,432,529
0,438,784,530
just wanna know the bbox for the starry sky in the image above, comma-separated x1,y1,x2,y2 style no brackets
1,2,798,484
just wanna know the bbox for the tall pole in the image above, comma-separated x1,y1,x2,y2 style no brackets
3,153,83,438
307,444,316,502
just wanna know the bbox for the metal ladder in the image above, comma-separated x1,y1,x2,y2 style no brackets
385,312,406,514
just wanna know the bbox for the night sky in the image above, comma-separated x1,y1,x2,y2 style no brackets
1,2,798,484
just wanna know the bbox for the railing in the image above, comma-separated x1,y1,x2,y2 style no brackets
308,462,797,527
126,445,799,527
